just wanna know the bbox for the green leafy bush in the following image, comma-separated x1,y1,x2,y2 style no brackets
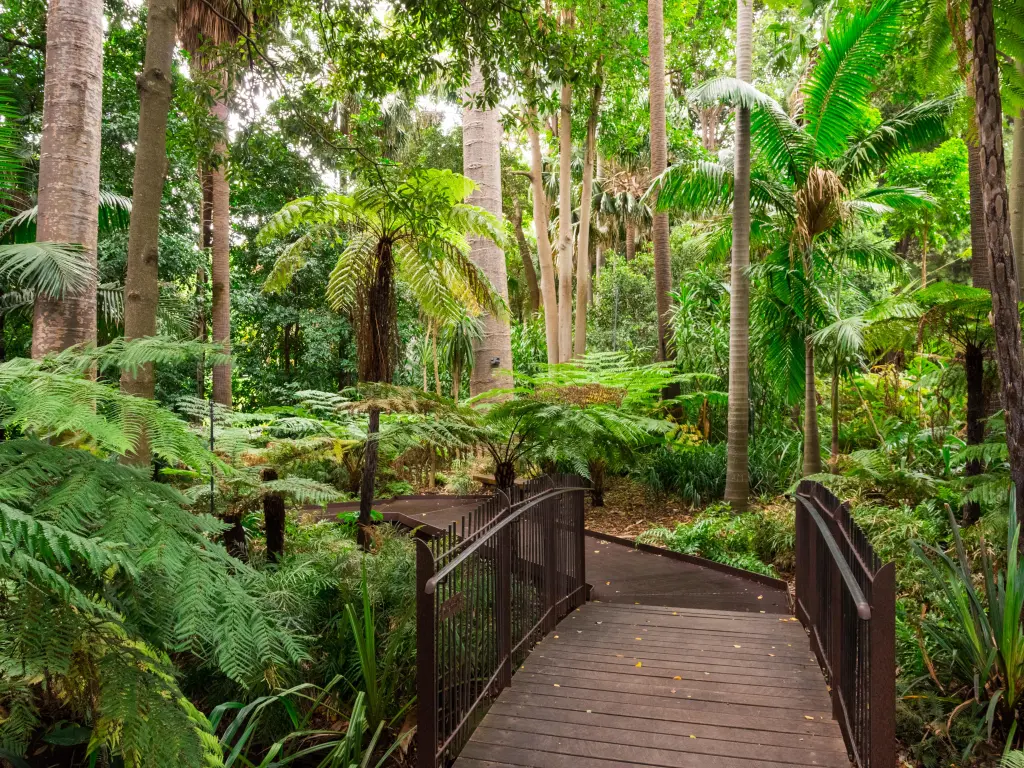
637,502,795,577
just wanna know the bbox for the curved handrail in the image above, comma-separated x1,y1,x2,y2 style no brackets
796,493,872,620
424,485,588,595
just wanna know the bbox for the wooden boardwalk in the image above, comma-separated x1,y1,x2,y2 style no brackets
453,537,851,768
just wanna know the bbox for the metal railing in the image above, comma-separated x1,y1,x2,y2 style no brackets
795,480,896,768
415,474,587,768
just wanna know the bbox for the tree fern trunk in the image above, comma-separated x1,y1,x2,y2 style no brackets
625,221,636,261
527,116,560,364
967,134,991,290
724,0,752,510
31,0,103,358
970,0,1024,546
358,407,380,549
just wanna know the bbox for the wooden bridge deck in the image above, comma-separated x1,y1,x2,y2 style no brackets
453,537,851,768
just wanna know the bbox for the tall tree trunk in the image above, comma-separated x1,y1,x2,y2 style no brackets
210,97,232,406
1011,74,1024,285
120,0,177,458
463,64,514,394
830,361,840,473
594,153,604,302
624,221,637,261
963,341,985,523
574,73,602,358
432,320,441,395
920,228,929,288
527,116,559,363
196,170,212,398
262,467,285,562
967,135,992,290
648,0,673,363
970,0,1024,545
803,335,822,475
556,82,574,362
31,0,104,358
513,199,541,314
724,0,752,509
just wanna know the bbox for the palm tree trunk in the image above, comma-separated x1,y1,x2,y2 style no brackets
557,81,574,362
210,96,232,406
803,336,822,475
648,0,673,363
432,320,441,396
463,63,513,394
970,0,1024,546
31,0,104,358
527,116,560,364
724,0,752,509
121,0,176,423
197,170,212,398
625,221,637,261
574,74,602,358
513,199,541,314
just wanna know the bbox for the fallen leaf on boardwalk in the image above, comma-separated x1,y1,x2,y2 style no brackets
768,654,775,657
804,715,815,720
554,635,559,639
757,595,763,600
605,581,611,585
586,710,592,713
689,735,696,739
670,689,677,694
635,637,642,641
672,612,678,616
733,645,742,648
673,676,682,680
553,684,560,688
635,662,642,667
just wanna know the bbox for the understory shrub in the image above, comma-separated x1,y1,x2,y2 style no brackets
637,502,795,577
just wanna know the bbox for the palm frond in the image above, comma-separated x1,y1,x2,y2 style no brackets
0,242,92,298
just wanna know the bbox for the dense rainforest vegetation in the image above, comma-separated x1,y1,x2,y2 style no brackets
2,0,1024,761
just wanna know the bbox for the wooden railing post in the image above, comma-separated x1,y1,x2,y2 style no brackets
869,561,896,768
416,540,437,768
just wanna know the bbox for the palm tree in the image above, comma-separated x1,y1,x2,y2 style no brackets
648,0,673,363
441,310,483,403
725,0,754,510
258,168,506,543
178,0,255,407
120,0,179,463
462,63,514,393
30,0,104,358
969,0,1024,543
653,0,951,476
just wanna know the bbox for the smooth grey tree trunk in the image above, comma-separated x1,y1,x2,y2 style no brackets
574,75,601,358
724,0,752,509
527,115,560,363
210,97,232,407
557,82,574,362
648,0,673,362
31,0,104,358
120,0,178,464
463,64,513,394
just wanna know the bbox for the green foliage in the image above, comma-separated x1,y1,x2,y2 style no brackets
637,503,794,577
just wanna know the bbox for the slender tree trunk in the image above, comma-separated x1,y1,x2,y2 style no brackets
31,0,103,358
967,135,992,290
963,341,985,523
803,337,822,475
1010,74,1024,286
197,170,212,398
262,467,285,562
210,96,232,406
463,64,514,393
724,0,753,510
970,0,1024,545
830,362,840,473
513,199,541,314
120,0,177,458
594,153,604,303
432,321,441,396
527,116,559,363
920,228,929,288
574,74,601,358
624,221,637,261
358,408,381,548
452,361,461,403
557,82,574,362
648,0,673,363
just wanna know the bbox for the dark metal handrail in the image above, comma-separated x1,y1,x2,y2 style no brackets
423,486,587,594
795,480,895,768
798,495,871,620
416,474,587,768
